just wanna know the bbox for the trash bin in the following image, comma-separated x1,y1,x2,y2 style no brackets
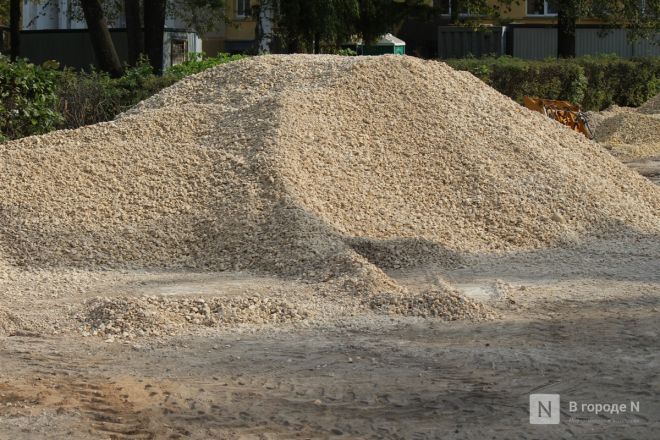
360,33,406,55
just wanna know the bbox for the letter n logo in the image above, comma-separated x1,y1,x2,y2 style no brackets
529,394,560,424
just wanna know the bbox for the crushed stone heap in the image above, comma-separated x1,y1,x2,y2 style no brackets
0,55,659,293
638,93,660,115
588,98,660,160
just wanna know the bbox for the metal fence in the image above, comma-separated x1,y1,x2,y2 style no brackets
511,26,660,59
437,25,660,59
15,29,201,70
437,26,505,58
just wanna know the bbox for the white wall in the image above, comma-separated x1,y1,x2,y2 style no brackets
23,0,187,30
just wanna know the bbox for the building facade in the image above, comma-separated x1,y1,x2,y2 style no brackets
202,0,259,55
20,0,202,69
401,0,660,58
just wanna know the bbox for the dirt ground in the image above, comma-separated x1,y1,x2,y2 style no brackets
626,156,660,186
0,233,658,440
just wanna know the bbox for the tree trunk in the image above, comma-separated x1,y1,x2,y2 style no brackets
143,0,166,74
9,0,21,61
314,32,320,54
124,0,143,66
557,3,576,58
450,0,461,24
80,0,124,77
257,0,275,54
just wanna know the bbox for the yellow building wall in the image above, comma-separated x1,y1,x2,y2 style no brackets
202,0,258,55
431,0,605,24
225,0,258,41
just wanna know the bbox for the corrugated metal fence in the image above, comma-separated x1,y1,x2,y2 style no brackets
437,26,505,58
438,25,660,59
512,27,660,59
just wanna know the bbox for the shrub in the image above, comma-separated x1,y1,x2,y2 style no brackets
56,54,243,130
490,58,588,105
445,55,659,111
165,53,246,80
577,55,660,110
0,57,62,141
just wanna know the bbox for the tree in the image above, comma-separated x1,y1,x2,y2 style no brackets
591,0,660,42
279,0,358,53
277,0,425,52
357,0,425,43
256,0,277,53
554,0,581,58
124,0,143,66
454,0,659,58
9,0,21,61
80,0,124,77
167,0,226,36
143,0,226,73
547,0,660,58
143,0,166,74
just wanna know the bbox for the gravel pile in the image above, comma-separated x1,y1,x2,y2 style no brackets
587,95,660,160
638,93,660,114
1,55,659,308
79,295,311,339
370,289,496,320
0,307,28,335
592,111,660,160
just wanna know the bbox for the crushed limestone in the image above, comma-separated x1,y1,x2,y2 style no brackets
1,55,659,324
588,95,660,160
79,295,311,339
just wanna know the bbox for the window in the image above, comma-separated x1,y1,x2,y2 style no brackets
170,39,188,66
527,0,557,15
236,0,251,18
435,0,470,16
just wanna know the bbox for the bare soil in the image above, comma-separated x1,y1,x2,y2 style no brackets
1,236,658,439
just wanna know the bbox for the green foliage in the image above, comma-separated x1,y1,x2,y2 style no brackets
577,55,659,109
0,53,245,142
446,55,660,111
165,53,246,79
337,48,358,56
277,0,427,52
0,57,62,141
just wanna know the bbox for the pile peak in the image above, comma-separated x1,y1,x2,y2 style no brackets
0,55,658,294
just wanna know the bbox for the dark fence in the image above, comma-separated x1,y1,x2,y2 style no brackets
8,29,199,69
402,21,660,59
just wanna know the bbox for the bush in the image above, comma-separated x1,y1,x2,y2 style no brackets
55,53,245,130
445,55,660,111
0,53,246,141
165,53,246,80
57,61,172,129
0,57,62,141
578,55,659,110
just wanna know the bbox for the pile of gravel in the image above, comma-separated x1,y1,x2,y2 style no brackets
1,55,659,307
370,289,496,321
588,95,660,160
79,295,311,339
0,307,28,335
638,93,660,114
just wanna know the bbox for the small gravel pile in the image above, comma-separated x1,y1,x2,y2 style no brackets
1,55,659,317
79,295,311,338
638,93,660,114
370,289,496,320
588,95,660,160
592,111,660,160
0,307,28,335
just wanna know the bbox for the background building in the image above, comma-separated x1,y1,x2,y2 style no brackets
19,0,202,69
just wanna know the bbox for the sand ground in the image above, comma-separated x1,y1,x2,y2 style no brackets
0,232,658,440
